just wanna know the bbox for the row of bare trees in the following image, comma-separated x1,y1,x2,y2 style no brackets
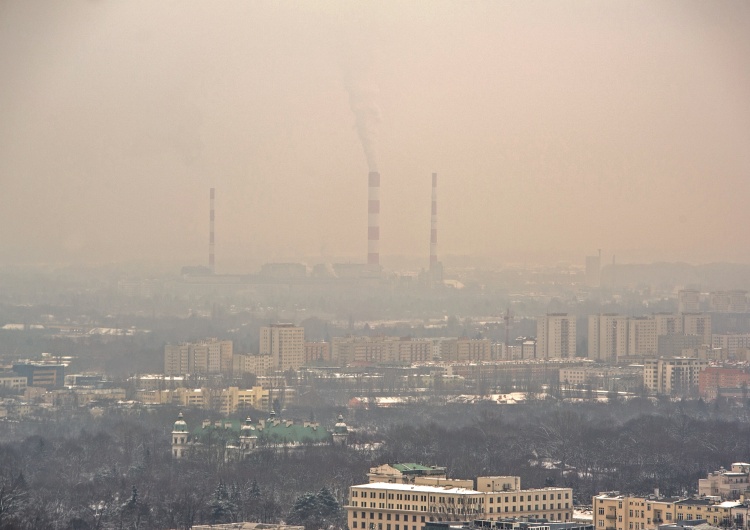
2,397,750,529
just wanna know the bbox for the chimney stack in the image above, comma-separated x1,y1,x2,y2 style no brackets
430,172,438,269
368,171,380,266
209,187,215,273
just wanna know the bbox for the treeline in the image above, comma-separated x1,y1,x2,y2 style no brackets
2,398,750,529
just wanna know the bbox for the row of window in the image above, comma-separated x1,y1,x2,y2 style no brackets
488,503,568,512
352,512,425,522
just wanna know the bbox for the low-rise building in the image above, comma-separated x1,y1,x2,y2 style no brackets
0,372,27,392
698,463,750,500
643,358,708,395
593,493,745,530
347,467,573,530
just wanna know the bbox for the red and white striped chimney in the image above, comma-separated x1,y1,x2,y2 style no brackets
209,187,215,273
368,171,380,266
430,172,438,270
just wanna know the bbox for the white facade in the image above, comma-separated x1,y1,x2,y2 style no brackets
536,313,576,359
260,324,305,371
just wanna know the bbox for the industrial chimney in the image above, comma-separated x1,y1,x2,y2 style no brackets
429,173,443,283
209,187,215,273
430,172,437,269
368,171,380,266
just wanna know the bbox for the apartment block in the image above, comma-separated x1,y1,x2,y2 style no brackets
698,368,750,401
643,358,708,395
440,338,492,362
260,324,305,371
712,334,750,359
710,291,748,313
678,289,701,313
681,313,712,347
137,385,271,413
588,313,711,362
588,314,629,362
233,353,273,377
304,341,331,364
164,339,233,376
536,314,576,359
627,318,657,357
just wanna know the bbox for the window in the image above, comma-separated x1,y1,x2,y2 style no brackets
387,515,391,521
353,523,357,528
354,513,358,518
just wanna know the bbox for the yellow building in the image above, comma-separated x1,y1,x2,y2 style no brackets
699,463,750,500
440,339,492,362
136,385,270,413
347,468,573,530
593,493,743,530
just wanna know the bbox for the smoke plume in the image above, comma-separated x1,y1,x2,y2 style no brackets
343,62,381,172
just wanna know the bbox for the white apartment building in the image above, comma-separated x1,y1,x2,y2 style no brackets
164,339,233,376
536,314,576,359
589,313,712,362
678,289,701,313
682,313,712,347
627,317,657,357
643,357,708,395
589,314,629,362
712,334,750,359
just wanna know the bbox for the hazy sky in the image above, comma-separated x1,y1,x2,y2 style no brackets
1,1,749,271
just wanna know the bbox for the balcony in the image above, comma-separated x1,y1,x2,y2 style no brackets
606,515,617,520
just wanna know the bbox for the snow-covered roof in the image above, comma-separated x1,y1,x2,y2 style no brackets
352,482,481,495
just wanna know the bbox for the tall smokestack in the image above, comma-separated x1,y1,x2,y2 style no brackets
209,187,215,273
430,172,438,270
368,171,380,266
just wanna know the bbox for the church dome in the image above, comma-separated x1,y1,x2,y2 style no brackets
173,412,188,433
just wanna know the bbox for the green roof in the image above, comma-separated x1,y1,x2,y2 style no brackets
392,463,445,475
192,418,332,445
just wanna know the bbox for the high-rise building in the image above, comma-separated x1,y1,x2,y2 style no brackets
681,313,712,346
588,314,628,361
164,339,233,376
260,324,305,371
627,317,658,357
710,290,749,312
677,289,700,313
654,313,683,336
536,313,576,359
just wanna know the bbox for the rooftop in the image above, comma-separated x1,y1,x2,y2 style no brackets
353,482,481,495
392,463,446,474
